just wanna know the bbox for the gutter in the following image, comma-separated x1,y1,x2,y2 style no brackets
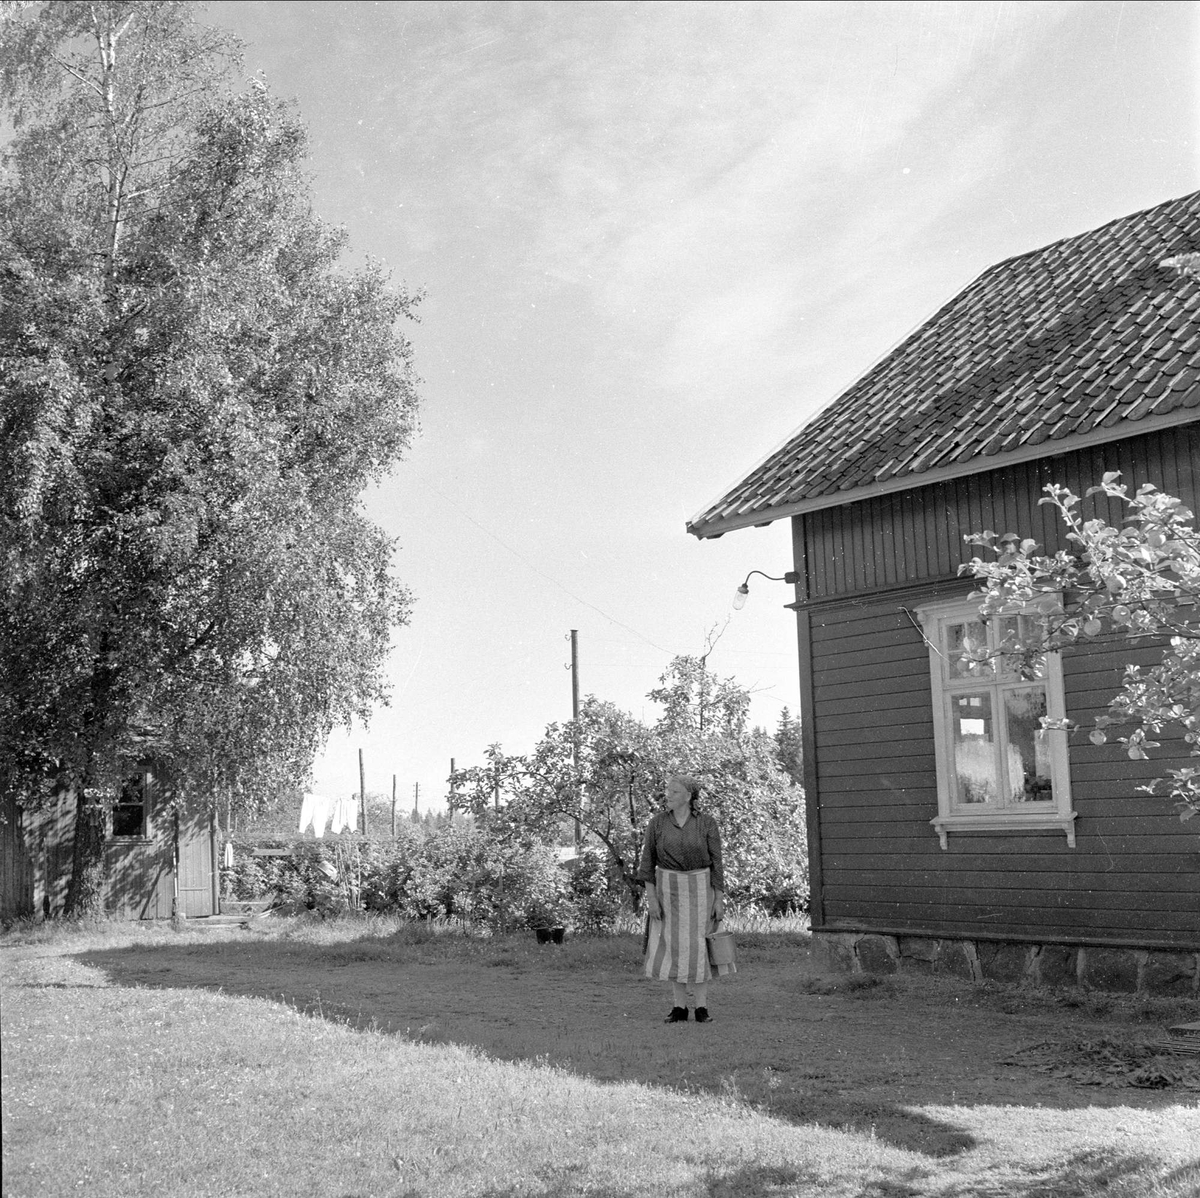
688,407,1200,539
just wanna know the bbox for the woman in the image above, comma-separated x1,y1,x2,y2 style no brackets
637,774,734,1023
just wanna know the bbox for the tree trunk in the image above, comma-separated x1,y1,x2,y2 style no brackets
64,788,107,918
625,869,644,913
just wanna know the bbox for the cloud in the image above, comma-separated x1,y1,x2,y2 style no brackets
433,3,1072,413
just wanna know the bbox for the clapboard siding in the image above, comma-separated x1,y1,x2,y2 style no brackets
817,713,936,735
1070,762,1190,787
814,641,931,672
826,882,1198,904
821,905,1198,939
801,571,1199,948
820,757,933,778
17,784,214,920
821,900,1200,930
824,885,1194,912
813,672,933,704
801,426,1200,601
0,795,34,921
823,833,1193,857
815,693,937,719
816,734,933,756
826,853,1199,875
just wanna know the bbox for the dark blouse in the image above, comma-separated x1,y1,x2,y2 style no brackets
636,810,725,892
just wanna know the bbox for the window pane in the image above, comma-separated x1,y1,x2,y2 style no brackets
996,615,1046,680
111,775,146,837
112,804,145,836
1004,687,1053,802
951,692,998,804
947,620,991,678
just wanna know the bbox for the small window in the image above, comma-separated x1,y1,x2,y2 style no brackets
917,598,1076,848
110,772,152,839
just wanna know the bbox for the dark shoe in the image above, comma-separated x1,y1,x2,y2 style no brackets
664,1006,688,1023
694,1007,712,1023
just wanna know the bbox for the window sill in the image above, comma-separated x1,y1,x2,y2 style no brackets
930,811,1077,850
106,836,154,846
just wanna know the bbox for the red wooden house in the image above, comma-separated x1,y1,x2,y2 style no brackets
689,193,1200,995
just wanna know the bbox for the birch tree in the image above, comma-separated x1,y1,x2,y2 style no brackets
1,2,421,914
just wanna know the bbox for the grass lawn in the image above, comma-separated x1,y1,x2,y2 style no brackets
2,917,1198,1198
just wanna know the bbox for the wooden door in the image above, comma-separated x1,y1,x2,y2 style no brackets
177,806,215,917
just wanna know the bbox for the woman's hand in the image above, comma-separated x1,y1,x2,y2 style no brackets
712,892,725,922
647,898,663,921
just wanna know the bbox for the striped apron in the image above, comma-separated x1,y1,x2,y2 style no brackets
644,867,736,983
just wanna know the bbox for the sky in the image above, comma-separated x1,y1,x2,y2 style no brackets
208,0,1199,813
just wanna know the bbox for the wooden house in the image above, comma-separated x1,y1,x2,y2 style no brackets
0,768,217,922
689,193,1200,995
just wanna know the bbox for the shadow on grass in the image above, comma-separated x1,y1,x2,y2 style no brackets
469,1161,825,1198
757,1094,974,1158
339,1152,1200,1198
476,1161,826,1198
927,1148,1200,1198
66,929,1191,1166
475,1151,1200,1198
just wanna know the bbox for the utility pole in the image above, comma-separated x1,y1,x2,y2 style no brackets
391,774,397,838
359,748,367,838
570,629,581,852
413,781,420,817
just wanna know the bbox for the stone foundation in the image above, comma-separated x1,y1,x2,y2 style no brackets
812,930,1200,997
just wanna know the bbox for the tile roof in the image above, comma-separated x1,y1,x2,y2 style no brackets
689,192,1200,538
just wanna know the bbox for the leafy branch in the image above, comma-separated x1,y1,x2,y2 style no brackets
961,474,1200,820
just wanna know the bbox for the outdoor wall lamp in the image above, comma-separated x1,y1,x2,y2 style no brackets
732,569,800,610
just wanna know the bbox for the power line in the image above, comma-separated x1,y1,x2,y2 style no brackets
427,482,680,657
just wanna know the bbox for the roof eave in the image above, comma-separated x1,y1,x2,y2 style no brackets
686,405,1200,539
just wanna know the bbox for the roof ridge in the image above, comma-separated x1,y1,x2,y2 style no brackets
979,189,1200,277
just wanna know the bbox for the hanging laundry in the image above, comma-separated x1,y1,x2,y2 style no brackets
223,841,234,869
297,792,316,835
332,795,357,835
299,793,335,837
312,793,334,838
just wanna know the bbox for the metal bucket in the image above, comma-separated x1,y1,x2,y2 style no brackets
706,929,736,967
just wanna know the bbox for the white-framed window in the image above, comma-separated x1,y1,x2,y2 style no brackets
917,597,1076,849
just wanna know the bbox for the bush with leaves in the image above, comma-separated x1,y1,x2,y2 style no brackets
567,847,627,932
401,824,573,930
962,473,1200,820
355,825,427,912
223,824,576,930
222,845,273,901
225,837,366,915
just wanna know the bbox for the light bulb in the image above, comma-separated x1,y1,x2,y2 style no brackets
732,584,749,610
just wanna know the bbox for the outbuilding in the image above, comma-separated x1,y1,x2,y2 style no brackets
0,769,217,922
689,193,1200,994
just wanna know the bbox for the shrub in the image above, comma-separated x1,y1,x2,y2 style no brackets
221,824,583,930
566,848,625,932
